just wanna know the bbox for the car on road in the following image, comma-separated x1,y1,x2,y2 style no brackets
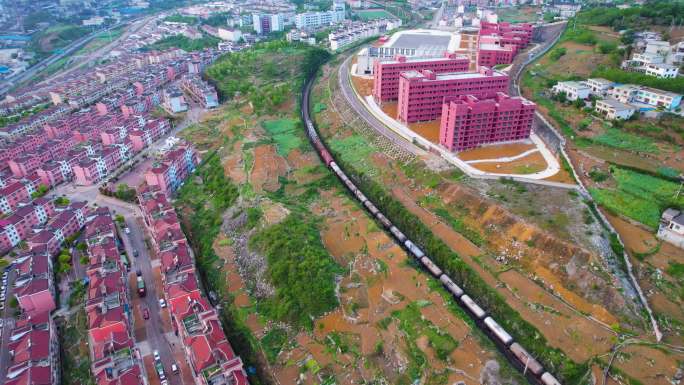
153,350,160,361
159,298,167,308
136,269,142,277
124,227,131,234
161,380,168,385
143,308,149,320
133,250,139,257
171,364,178,374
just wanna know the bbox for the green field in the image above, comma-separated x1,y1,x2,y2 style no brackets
262,119,303,156
589,167,684,228
356,9,394,20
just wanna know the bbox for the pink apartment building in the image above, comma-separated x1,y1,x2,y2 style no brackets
439,93,536,152
479,21,533,49
397,67,510,123
477,43,517,67
372,53,471,103
145,146,198,194
5,312,60,385
0,178,39,215
14,251,56,316
172,298,249,385
0,198,55,253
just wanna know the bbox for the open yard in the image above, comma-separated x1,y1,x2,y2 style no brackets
355,9,394,20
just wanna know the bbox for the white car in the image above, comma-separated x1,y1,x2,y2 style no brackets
171,364,178,374
161,381,168,385
124,227,131,234
159,298,167,308
153,350,160,361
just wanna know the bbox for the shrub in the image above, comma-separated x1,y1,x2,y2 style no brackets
549,47,567,61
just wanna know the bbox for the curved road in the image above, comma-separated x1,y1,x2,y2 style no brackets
337,53,425,156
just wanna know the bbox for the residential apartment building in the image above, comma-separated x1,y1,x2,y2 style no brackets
585,78,613,97
0,198,55,253
180,75,219,109
551,81,591,101
595,99,636,120
145,145,199,194
13,250,57,317
372,53,470,102
439,93,535,152
479,21,534,49
137,164,248,385
609,84,682,110
477,43,517,68
0,177,39,215
83,208,144,385
252,13,286,34
294,1,345,30
329,18,402,51
4,313,60,385
172,298,249,385
397,67,509,123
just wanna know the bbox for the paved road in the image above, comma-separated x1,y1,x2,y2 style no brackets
337,53,425,156
113,201,183,385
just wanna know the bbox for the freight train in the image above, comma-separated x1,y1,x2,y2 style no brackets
301,78,563,385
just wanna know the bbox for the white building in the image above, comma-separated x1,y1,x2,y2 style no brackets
644,39,671,56
658,209,684,249
609,84,682,110
551,81,591,101
329,19,401,51
252,13,286,34
218,28,242,42
643,63,679,78
585,78,613,97
83,16,105,26
595,99,635,120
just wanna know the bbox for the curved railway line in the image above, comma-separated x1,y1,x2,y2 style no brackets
301,75,562,385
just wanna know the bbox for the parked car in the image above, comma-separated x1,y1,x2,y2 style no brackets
159,298,167,308
143,308,149,320
153,350,160,361
171,364,178,374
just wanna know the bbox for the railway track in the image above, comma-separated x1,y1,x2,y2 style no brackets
301,73,563,385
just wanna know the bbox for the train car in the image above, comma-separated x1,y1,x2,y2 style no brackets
420,256,443,277
389,226,407,243
509,343,544,376
540,372,562,385
404,240,424,258
364,200,379,215
460,295,486,320
483,317,513,346
375,213,392,229
354,189,368,203
318,146,333,165
439,275,464,298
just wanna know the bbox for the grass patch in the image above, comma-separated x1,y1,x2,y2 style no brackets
592,128,659,153
260,328,288,363
249,214,342,329
589,167,684,228
262,119,303,157
356,9,394,20
391,302,459,381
